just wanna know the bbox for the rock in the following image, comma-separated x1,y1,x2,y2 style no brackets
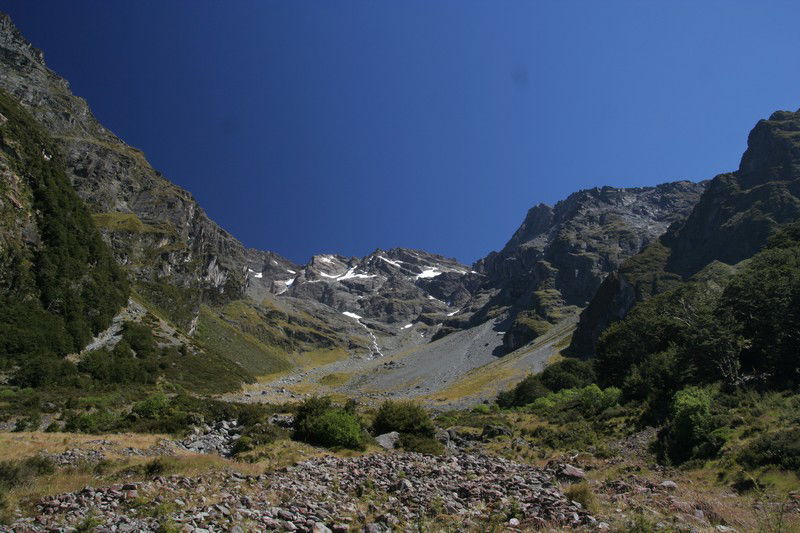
313,523,332,533
660,480,678,490
508,517,520,526
434,428,450,446
560,464,586,480
375,431,401,450
481,425,512,439
716,526,737,532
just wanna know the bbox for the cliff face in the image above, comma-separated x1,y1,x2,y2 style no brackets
455,182,705,351
0,14,296,327
571,110,800,357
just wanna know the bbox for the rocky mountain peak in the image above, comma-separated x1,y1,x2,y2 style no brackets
738,108,800,189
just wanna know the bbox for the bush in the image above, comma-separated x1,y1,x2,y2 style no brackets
296,408,364,450
0,455,56,490
372,401,434,437
133,393,171,419
400,433,445,455
660,386,721,464
738,428,800,472
540,359,596,392
529,385,621,416
293,396,365,450
497,374,549,408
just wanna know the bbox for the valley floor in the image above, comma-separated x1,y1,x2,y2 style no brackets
223,316,578,410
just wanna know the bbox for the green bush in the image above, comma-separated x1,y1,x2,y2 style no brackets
497,374,549,408
529,385,621,416
293,396,365,450
132,393,171,419
296,408,364,450
372,400,434,437
540,359,596,392
660,386,721,464
737,428,800,472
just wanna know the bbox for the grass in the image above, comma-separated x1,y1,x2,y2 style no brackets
91,212,174,234
194,305,293,376
319,372,353,387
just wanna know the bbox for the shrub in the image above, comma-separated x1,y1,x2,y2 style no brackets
540,359,596,392
660,386,721,464
497,374,549,408
372,401,434,437
232,423,288,455
0,455,56,490
133,393,171,420
296,408,364,449
529,385,621,416
400,433,445,455
564,482,598,513
738,428,800,472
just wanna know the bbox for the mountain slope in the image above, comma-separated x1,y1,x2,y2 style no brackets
0,13,297,330
570,109,800,357
0,89,128,366
437,182,705,352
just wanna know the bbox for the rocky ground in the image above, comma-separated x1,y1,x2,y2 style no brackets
224,316,576,411
3,452,601,532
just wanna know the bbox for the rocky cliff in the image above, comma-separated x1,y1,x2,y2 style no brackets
570,109,800,357
443,182,705,351
0,13,297,328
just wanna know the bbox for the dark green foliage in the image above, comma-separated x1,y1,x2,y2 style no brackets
497,374,549,408
593,221,800,419
12,356,79,388
540,359,596,392
121,322,157,357
0,89,128,368
496,359,595,408
658,386,722,464
372,400,435,437
293,396,366,450
716,228,800,386
297,408,365,450
738,428,800,472
78,342,158,385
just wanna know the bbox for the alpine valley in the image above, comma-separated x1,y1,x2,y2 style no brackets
2,12,800,533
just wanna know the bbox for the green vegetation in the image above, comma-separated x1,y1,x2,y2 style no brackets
497,359,596,408
293,397,365,450
194,305,293,376
91,212,173,234
0,90,128,372
497,222,800,472
372,400,442,453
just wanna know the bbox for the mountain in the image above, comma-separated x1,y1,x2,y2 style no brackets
570,109,800,357
438,182,705,352
0,13,297,330
0,12,708,394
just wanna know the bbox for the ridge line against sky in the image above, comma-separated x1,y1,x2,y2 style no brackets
2,1,800,264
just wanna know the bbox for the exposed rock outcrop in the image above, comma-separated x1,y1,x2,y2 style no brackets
571,109,800,357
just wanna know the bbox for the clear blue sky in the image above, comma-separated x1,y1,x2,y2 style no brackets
3,1,800,265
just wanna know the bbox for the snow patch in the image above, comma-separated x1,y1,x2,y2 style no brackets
377,256,402,268
317,255,334,264
287,269,296,274
401,324,413,329
342,311,384,358
416,268,442,279
446,310,459,316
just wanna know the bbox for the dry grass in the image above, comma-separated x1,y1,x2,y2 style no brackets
0,432,170,461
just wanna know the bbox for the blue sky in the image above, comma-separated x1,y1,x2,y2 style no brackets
3,1,800,265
